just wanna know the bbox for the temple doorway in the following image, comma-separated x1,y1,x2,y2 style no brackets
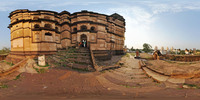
80,34,87,47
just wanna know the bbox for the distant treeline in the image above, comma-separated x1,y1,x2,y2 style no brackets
0,47,10,55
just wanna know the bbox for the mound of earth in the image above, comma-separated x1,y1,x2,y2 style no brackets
0,61,12,73
146,60,200,78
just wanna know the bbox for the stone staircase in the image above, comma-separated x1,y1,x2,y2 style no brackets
102,67,159,88
96,54,164,90
47,47,94,71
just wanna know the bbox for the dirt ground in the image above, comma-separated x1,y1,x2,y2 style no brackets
140,53,153,59
146,60,200,76
1,68,200,100
1,55,200,100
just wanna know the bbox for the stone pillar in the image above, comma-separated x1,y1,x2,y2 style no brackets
38,55,46,66
193,48,196,54
161,46,164,54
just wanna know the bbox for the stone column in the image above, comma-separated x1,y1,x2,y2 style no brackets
38,55,46,66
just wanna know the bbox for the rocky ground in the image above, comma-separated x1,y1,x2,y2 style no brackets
146,60,200,77
0,61,13,73
1,54,200,100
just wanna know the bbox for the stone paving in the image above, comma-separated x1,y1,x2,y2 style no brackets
96,54,164,92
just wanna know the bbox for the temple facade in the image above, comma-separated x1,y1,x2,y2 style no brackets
7,9,125,63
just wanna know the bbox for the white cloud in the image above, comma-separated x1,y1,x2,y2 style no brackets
108,1,200,49
0,1,17,11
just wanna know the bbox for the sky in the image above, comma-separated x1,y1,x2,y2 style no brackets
0,0,200,50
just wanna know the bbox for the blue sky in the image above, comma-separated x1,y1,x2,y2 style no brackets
0,0,200,50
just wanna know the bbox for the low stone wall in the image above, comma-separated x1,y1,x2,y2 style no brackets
0,55,7,61
93,50,124,61
164,55,200,62
0,58,28,77
93,50,112,61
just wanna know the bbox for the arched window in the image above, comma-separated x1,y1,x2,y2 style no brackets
45,32,52,36
34,24,40,28
45,32,53,41
44,24,52,29
73,28,77,32
81,25,87,30
90,26,95,31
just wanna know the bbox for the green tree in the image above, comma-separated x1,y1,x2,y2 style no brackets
130,46,135,51
143,43,152,53
0,47,10,54
180,50,185,55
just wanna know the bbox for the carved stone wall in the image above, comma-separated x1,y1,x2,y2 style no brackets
8,9,125,57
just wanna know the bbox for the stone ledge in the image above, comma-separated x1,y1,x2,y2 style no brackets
140,61,185,84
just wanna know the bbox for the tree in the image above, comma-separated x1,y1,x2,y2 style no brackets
130,46,135,51
0,47,10,54
143,43,152,53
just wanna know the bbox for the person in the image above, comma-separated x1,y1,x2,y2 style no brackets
82,40,84,47
83,40,86,47
79,42,82,47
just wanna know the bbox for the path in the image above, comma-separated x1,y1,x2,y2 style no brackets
96,53,164,93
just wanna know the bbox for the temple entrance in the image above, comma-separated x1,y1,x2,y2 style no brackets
80,34,87,47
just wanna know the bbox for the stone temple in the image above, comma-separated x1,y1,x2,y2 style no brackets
6,9,125,63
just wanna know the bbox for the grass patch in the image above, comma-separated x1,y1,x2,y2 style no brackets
177,88,183,90
123,53,130,58
131,77,135,79
101,70,106,73
72,67,90,72
37,63,50,67
178,62,196,65
0,60,14,66
129,53,136,57
0,84,8,89
120,84,137,88
183,83,200,89
165,60,176,64
34,68,47,74
14,73,22,80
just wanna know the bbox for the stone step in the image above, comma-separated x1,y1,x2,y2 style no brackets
72,63,92,70
68,55,91,58
104,74,154,87
57,53,90,56
105,71,152,83
114,68,144,75
111,70,148,79
48,56,92,65
71,60,92,65
112,69,145,76
68,57,91,61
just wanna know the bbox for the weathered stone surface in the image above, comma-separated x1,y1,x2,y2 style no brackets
18,59,37,74
144,68,168,82
38,55,45,66
8,9,126,63
167,78,185,84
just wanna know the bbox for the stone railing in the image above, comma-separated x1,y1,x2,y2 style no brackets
0,58,28,77
164,55,200,62
89,42,99,71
